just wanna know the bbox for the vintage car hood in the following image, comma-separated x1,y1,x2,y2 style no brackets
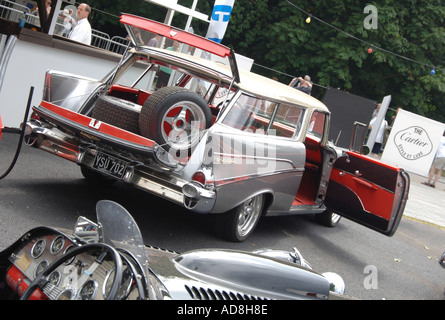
146,247,330,300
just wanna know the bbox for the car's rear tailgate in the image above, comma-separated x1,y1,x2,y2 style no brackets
33,101,156,156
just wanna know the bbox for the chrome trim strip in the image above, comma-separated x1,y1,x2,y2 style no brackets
131,174,184,204
214,168,303,187
214,152,300,170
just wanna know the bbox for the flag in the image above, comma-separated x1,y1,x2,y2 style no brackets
205,0,235,43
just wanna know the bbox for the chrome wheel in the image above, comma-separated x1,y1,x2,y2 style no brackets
139,87,212,155
237,194,264,238
160,101,207,151
219,194,265,242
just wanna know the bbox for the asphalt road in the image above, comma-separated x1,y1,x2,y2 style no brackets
0,133,444,300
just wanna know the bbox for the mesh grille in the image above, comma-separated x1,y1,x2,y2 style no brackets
184,285,268,300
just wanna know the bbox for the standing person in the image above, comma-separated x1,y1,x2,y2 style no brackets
32,0,52,16
69,3,92,45
62,9,76,37
422,133,445,188
147,35,160,47
289,75,312,95
46,0,52,15
372,103,381,118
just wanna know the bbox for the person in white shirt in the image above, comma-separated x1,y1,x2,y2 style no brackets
69,3,92,45
423,133,445,188
62,9,75,37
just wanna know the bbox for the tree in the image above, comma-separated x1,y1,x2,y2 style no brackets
221,0,445,122
82,0,445,122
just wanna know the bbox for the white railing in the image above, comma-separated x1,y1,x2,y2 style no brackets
91,31,130,54
109,36,130,54
0,0,29,21
1,0,130,54
0,0,38,25
91,28,110,49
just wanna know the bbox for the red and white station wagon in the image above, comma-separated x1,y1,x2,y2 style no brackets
22,14,409,241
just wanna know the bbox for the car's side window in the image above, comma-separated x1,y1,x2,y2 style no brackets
221,94,270,134
271,104,304,138
221,94,305,138
115,58,154,91
307,111,326,138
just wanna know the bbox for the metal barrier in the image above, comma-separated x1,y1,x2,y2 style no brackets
1,0,41,27
0,0,29,21
91,32,130,54
0,0,36,23
1,1,130,55
109,36,130,54
91,28,110,50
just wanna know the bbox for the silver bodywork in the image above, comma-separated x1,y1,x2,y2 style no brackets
43,70,106,114
21,15,411,242
0,200,346,300
26,44,334,219
148,247,330,300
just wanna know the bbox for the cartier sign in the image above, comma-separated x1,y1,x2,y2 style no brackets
393,126,432,160
381,109,445,176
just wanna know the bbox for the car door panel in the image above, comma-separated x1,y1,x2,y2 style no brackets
325,152,409,236
208,125,306,214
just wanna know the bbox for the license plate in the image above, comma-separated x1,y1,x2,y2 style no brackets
93,152,127,179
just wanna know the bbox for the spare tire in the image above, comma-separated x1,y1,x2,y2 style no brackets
139,87,212,155
92,95,141,134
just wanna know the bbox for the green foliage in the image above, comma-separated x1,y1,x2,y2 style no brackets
83,0,168,36
81,0,444,122
222,0,445,122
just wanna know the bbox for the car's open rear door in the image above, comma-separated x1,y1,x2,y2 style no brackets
120,13,241,83
325,151,410,236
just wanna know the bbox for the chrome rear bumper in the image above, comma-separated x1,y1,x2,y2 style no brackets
25,120,216,212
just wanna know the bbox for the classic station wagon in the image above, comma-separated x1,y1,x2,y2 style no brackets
22,14,409,241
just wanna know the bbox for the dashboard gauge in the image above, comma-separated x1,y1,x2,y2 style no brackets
56,289,75,300
79,280,98,300
103,266,133,300
48,270,61,286
63,245,76,265
50,236,65,255
31,239,46,258
35,260,49,277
